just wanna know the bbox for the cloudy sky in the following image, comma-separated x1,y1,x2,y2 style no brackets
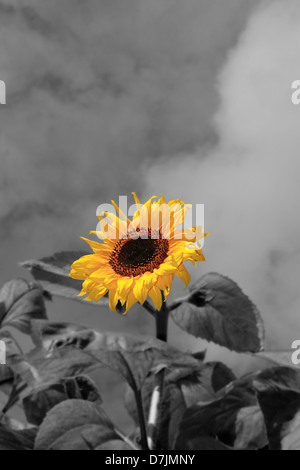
148,0,300,349
1,0,299,369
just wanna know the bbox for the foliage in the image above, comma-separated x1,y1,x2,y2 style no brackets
0,252,297,450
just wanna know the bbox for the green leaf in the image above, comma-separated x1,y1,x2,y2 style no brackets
30,319,142,351
2,339,104,414
0,331,19,397
0,279,48,334
0,425,37,450
20,251,110,307
91,344,166,392
179,362,236,408
1,323,108,413
34,399,131,450
170,272,264,353
0,330,20,356
234,405,267,450
23,375,102,426
175,435,231,450
95,440,135,450
256,351,296,367
0,366,13,395
254,366,300,450
175,375,267,450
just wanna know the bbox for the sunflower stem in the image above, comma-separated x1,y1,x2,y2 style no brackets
142,300,156,317
155,298,169,342
135,388,149,450
147,295,169,449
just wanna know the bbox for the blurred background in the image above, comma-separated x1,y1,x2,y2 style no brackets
1,0,300,430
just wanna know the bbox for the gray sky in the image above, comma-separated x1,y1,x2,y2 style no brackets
148,0,300,349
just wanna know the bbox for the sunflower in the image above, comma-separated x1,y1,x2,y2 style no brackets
70,194,208,314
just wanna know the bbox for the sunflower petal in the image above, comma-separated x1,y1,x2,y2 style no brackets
111,200,131,224
133,276,148,305
176,264,191,286
124,290,138,314
148,285,163,311
116,276,134,303
108,288,118,313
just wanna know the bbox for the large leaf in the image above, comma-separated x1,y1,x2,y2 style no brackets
95,440,134,450
1,324,106,413
175,436,231,450
0,365,13,395
179,362,236,408
0,331,21,396
30,320,145,351
20,251,129,310
2,344,102,414
0,330,22,360
170,272,264,353
21,251,108,307
175,375,267,450
23,375,102,426
0,425,37,450
233,405,267,450
34,399,136,450
256,350,296,367
254,366,300,450
0,279,48,334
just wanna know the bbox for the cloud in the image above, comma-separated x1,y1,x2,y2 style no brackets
146,0,300,348
0,0,256,281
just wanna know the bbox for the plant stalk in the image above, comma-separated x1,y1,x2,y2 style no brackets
147,296,169,449
155,298,169,342
135,389,149,450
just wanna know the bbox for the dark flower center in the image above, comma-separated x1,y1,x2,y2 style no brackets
109,229,169,277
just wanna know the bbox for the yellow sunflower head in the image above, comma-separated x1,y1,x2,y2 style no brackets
70,194,209,314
